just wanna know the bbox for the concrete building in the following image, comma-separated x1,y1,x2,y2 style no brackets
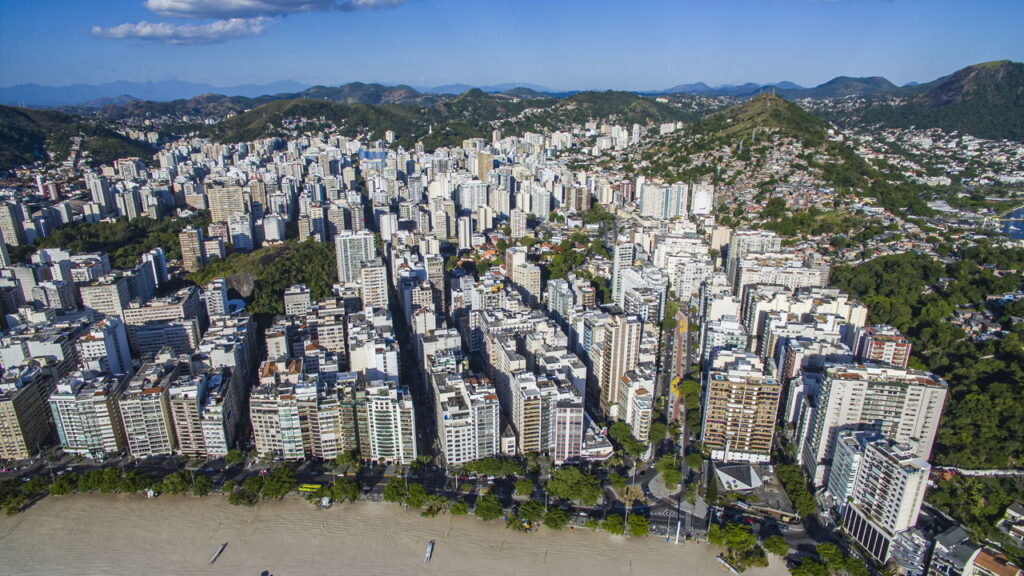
701,350,781,463
118,349,187,458
840,436,931,563
283,284,312,316
802,364,947,486
432,373,500,466
855,324,913,369
363,379,417,465
75,317,132,375
334,231,376,283
79,274,130,319
0,364,52,460
178,226,206,272
48,372,126,458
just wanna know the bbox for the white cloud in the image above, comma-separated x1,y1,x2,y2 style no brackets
92,17,268,45
143,0,407,18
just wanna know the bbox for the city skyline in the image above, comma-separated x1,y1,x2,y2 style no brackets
1,0,1023,91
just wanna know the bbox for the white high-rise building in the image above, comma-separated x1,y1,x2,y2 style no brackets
838,435,931,563
334,231,376,283
802,364,947,486
75,318,132,375
364,380,417,465
690,182,715,215
510,208,528,240
611,241,635,305
204,278,228,318
457,216,474,251
432,373,500,466
228,212,255,252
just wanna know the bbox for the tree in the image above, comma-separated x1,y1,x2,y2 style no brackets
118,470,150,494
450,500,469,516
242,475,264,496
50,473,77,496
603,513,626,535
791,559,830,576
609,472,627,493
222,480,236,493
627,513,649,537
723,522,757,553
518,499,546,524
648,421,667,443
708,524,724,546
98,468,122,493
655,455,683,488
192,475,213,497
160,471,191,495
383,477,406,503
544,507,570,530
261,467,296,499
775,464,816,517
515,479,534,497
475,493,503,521
228,490,257,506
405,483,429,509
331,477,360,503
815,543,845,569
608,422,645,457
224,449,245,465
762,534,789,557
684,453,703,471
544,467,602,506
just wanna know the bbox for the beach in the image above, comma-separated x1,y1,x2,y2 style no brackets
0,494,790,576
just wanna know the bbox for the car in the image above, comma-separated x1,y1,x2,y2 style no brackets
204,468,215,472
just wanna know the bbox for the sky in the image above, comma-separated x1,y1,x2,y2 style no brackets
1,0,1022,91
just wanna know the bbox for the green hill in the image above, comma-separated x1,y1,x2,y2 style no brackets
206,90,692,149
0,106,75,170
682,93,829,147
0,105,153,170
857,61,1024,141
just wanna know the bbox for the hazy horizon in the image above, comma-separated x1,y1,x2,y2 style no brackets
2,0,1023,91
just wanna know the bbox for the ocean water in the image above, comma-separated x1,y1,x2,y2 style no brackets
1003,206,1024,240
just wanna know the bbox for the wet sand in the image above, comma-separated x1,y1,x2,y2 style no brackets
0,494,789,576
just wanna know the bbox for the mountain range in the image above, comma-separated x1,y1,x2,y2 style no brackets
1,60,1021,172
2,63,1016,107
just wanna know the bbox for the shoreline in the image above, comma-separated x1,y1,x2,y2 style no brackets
0,493,789,576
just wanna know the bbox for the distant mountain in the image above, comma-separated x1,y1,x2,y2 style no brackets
81,95,141,108
0,105,153,171
501,87,550,99
422,83,555,95
201,89,693,149
294,83,438,106
854,60,1024,141
653,81,805,97
0,80,309,107
204,88,546,148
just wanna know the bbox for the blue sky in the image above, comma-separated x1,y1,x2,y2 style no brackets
1,0,1022,90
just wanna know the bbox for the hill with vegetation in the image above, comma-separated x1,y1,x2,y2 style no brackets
847,61,1024,141
687,92,829,147
0,105,153,170
187,239,337,317
640,94,935,215
202,89,692,149
0,106,75,169
10,214,208,268
501,91,690,133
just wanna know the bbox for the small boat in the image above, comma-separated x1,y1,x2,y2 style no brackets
209,542,228,565
424,540,435,563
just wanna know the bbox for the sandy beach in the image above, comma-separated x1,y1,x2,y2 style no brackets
0,494,789,576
